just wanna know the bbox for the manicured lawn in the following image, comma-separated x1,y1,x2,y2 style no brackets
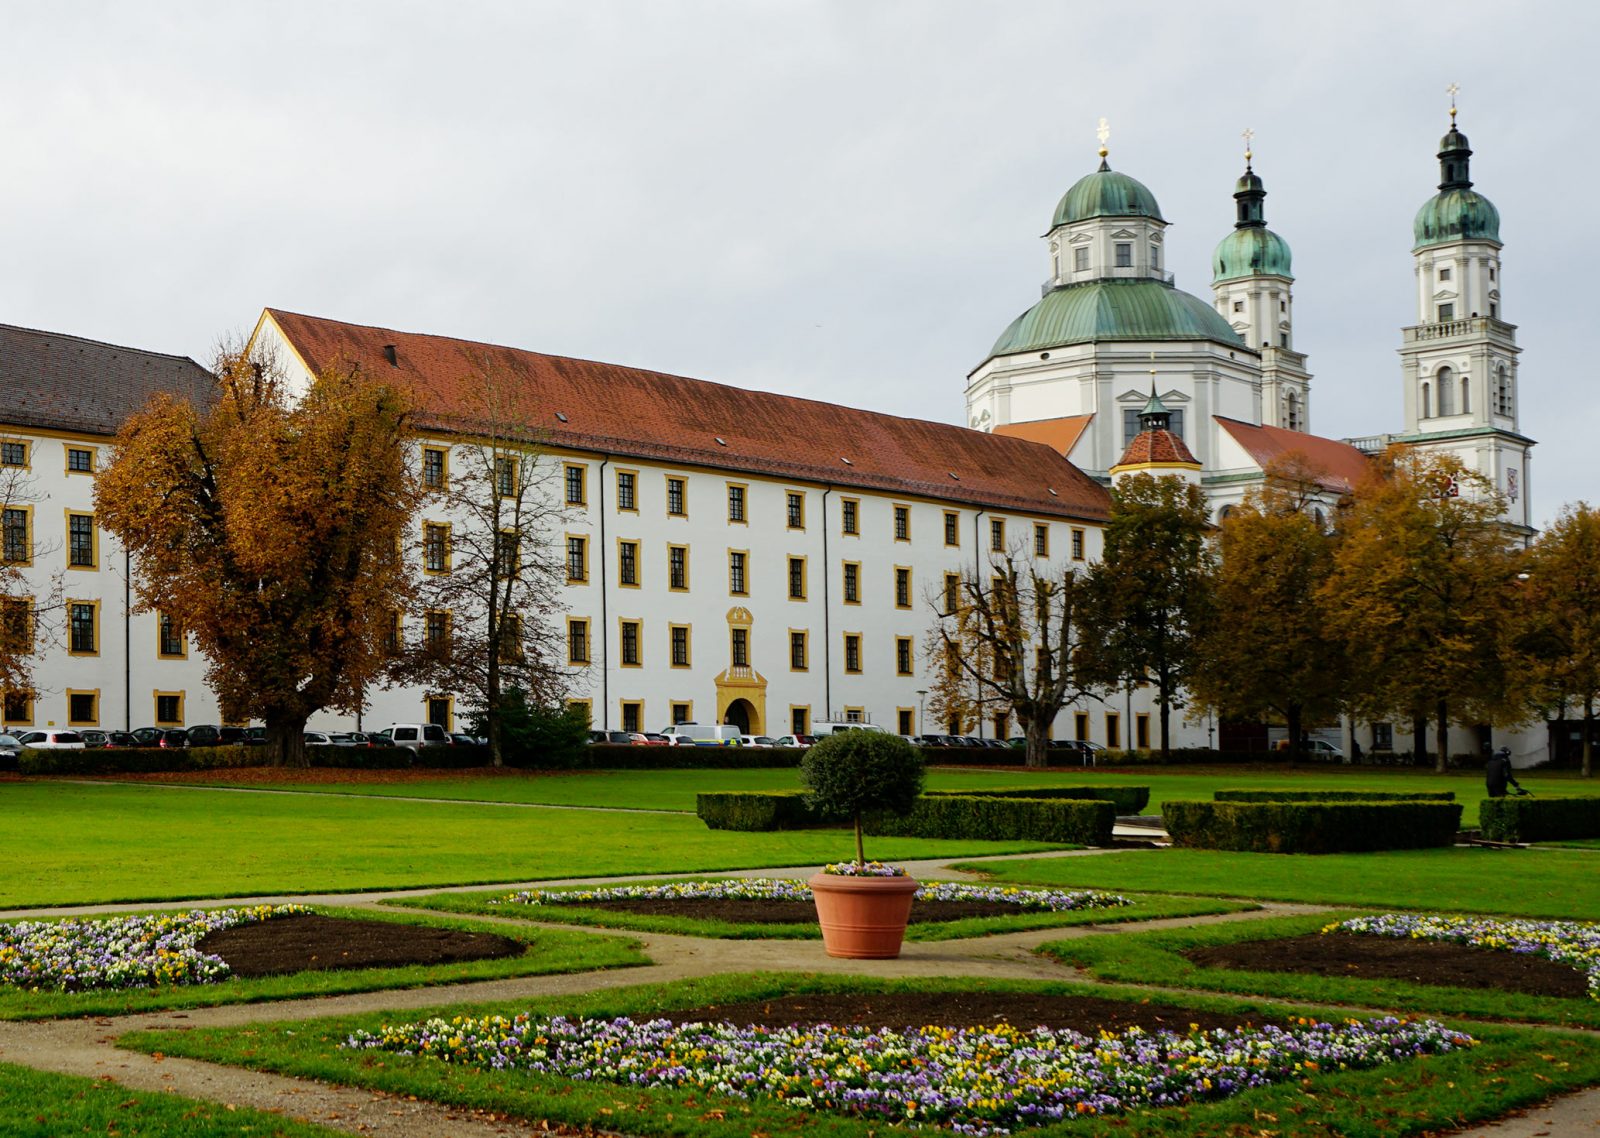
1039,912,1600,1029
0,1060,341,1136
0,906,646,1021
0,782,1056,907
120,971,1600,1138
392,879,1255,940
956,846,1600,920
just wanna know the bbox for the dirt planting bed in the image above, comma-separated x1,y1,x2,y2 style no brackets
197,914,525,977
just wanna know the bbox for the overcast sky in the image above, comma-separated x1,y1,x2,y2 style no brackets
1,1,1590,525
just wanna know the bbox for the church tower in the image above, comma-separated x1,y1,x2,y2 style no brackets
1397,97,1533,533
1211,140,1312,432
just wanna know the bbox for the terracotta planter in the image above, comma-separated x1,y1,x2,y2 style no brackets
809,871,919,958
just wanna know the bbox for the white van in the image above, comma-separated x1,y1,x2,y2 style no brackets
659,723,741,746
385,723,451,751
810,721,888,737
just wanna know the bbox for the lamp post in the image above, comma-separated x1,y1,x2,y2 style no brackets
916,689,928,735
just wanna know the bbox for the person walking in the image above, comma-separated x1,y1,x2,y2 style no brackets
1484,747,1524,798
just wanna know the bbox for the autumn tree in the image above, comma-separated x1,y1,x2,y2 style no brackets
387,357,571,764
1513,502,1600,776
1078,474,1212,758
1320,447,1519,773
0,460,64,721
96,343,419,766
1190,457,1347,763
927,553,1097,767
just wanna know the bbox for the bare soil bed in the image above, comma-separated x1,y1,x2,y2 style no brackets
656,991,1271,1035
197,914,524,977
1185,932,1590,999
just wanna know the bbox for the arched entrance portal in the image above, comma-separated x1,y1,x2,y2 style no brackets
724,698,756,735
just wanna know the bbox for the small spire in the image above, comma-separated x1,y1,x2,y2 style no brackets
1096,117,1111,170
1242,126,1255,171
1447,81,1460,126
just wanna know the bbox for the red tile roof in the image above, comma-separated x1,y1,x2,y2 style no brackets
264,309,1110,522
1113,427,1199,469
993,414,1094,456
1215,417,1372,493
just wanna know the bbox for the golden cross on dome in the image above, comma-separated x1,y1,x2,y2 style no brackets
1096,117,1110,159
1446,82,1460,123
1242,126,1255,166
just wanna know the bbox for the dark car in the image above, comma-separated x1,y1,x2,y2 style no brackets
104,731,137,748
79,730,111,748
186,724,247,747
132,727,188,748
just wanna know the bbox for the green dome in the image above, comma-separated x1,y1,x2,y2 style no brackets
989,279,1243,358
1052,166,1165,227
1413,188,1500,249
1213,226,1293,282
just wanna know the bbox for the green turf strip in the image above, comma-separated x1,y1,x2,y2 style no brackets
391,880,1253,940
0,907,644,1021
0,1060,342,1136
957,846,1600,920
119,972,1600,1138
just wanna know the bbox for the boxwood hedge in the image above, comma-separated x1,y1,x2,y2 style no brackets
1163,800,1463,853
1213,789,1455,803
926,785,1150,814
865,794,1116,846
696,791,841,831
1479,796,1600,844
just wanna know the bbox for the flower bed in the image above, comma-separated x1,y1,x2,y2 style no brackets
345,1010,1473,1134
491,878,1130,914
0,905,311,991
1331,913,1600,1000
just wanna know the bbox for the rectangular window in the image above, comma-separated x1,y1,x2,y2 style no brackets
994,712,1010,740
894,566,911,609
155,692,183,725
1105,712,1121,749
68,690,97,725
670,624,690,667
428,696,453,731
421,447,446,490
668,545,689,590
158,612,184,657
567,618,590,664
790,630,808,670
1074,711,1089,741
496,530,520,579
728,550,747,595
2,508,28,564
1438,302,1455,322
726,483,746,523
563,463,585,505
1135,713,1151,750
844,633,862,674
616,470,637,511
66,447,94,473
68,601,97,655
666,477,686,517
730,627,749,667
672,702,692,724
67,513,95,568
1149,244,1160,270
0,598,31,655
423,523,450,573
792,707,809,735
618,540,639,586
1232,299,1245,313
1438,266,1452,281
0,441,28,467
424,610,451,657
1071,527,1085,560
566,535,588,583
841,498,858,535
893,505,910,541
990,518,1006,552
499,613,523,662
898,708,914,735
895,636,913,676
384,610,402,656
1073,246,1089,272
3,690,32,725
495,456,520,498
1033,523,1049,557
786,491,805,530
1114,242,1132,268
565,699,591,727
788,557,806,600
842,561,860,604
621,620,641,666
943,511,959,546
621,701,642,734
944,572,960,615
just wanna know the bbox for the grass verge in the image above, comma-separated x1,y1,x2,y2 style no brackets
389,880,1255,940
0,906,645,1022
0,1060,343,1136
119,971,1600,1138
955,846,1600,920
1038,911,1600,1029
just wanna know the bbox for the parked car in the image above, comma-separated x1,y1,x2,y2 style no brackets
385,723,451,751
604,730,650,745
79,730,111,748
103,731,137,748
739,735,777,748
641,733,673,745
772,734,815,748
185,725,249,747
450,733,482,747
242,726,270,746
303,731,335,746
325,732,371,747
658,723,741,746
0,733,21,770
17,730,87,749
366,730,393,746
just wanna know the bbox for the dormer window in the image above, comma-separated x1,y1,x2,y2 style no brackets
1073,247,1089,271
1114,243,1132,268
1149,244,1160,270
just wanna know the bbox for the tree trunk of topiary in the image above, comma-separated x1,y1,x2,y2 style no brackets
853,812,866,866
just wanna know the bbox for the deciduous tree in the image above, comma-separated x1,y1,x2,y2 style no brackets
1514,502,1600,776
95,343,419,766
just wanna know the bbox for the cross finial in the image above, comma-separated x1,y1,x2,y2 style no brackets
1096,117,1110,159
1242,127,1255,168
1446,82,1460,124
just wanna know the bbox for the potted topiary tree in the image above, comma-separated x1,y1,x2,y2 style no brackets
799,729,926,958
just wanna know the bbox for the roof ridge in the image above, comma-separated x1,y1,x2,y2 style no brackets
0,321,199,365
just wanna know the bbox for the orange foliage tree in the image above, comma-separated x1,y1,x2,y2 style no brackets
95,344,419,766
1514,502,1600,776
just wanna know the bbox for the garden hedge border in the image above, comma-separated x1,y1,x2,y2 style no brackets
696,791,841,831
926,785,1151,814
1213,789,1456,803
1479,796,1600,844
1163,800,1463,853
865,795,1116,846
16,745,492,775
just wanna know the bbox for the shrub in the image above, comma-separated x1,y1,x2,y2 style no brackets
696,791,840,831
308,746,416,770
1163,800,1463,853
1479,796,1600,844
926,785,1150,814
867,795,1116,846
800,732,925,865
18,746,257,775
495,699,591,769
1214,789,1455,803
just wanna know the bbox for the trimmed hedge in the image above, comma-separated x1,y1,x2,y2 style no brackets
926,785,1151,815
865,795,1116,846
18,746,259,775
1163,800,1463,854
308,746,417,770
1479,796,1600,844
1214,789,1456,803
697,791,841,831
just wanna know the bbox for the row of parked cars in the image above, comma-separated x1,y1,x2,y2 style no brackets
0,724,487,758
587,731,818,747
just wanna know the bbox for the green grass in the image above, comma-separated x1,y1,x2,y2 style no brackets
119,971,1600,1138
0,1060,342,1136
0,906,645,1021
1039,911,1600,1029
0,782,1058,907
956,846,1600,919
391,880,1255,940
